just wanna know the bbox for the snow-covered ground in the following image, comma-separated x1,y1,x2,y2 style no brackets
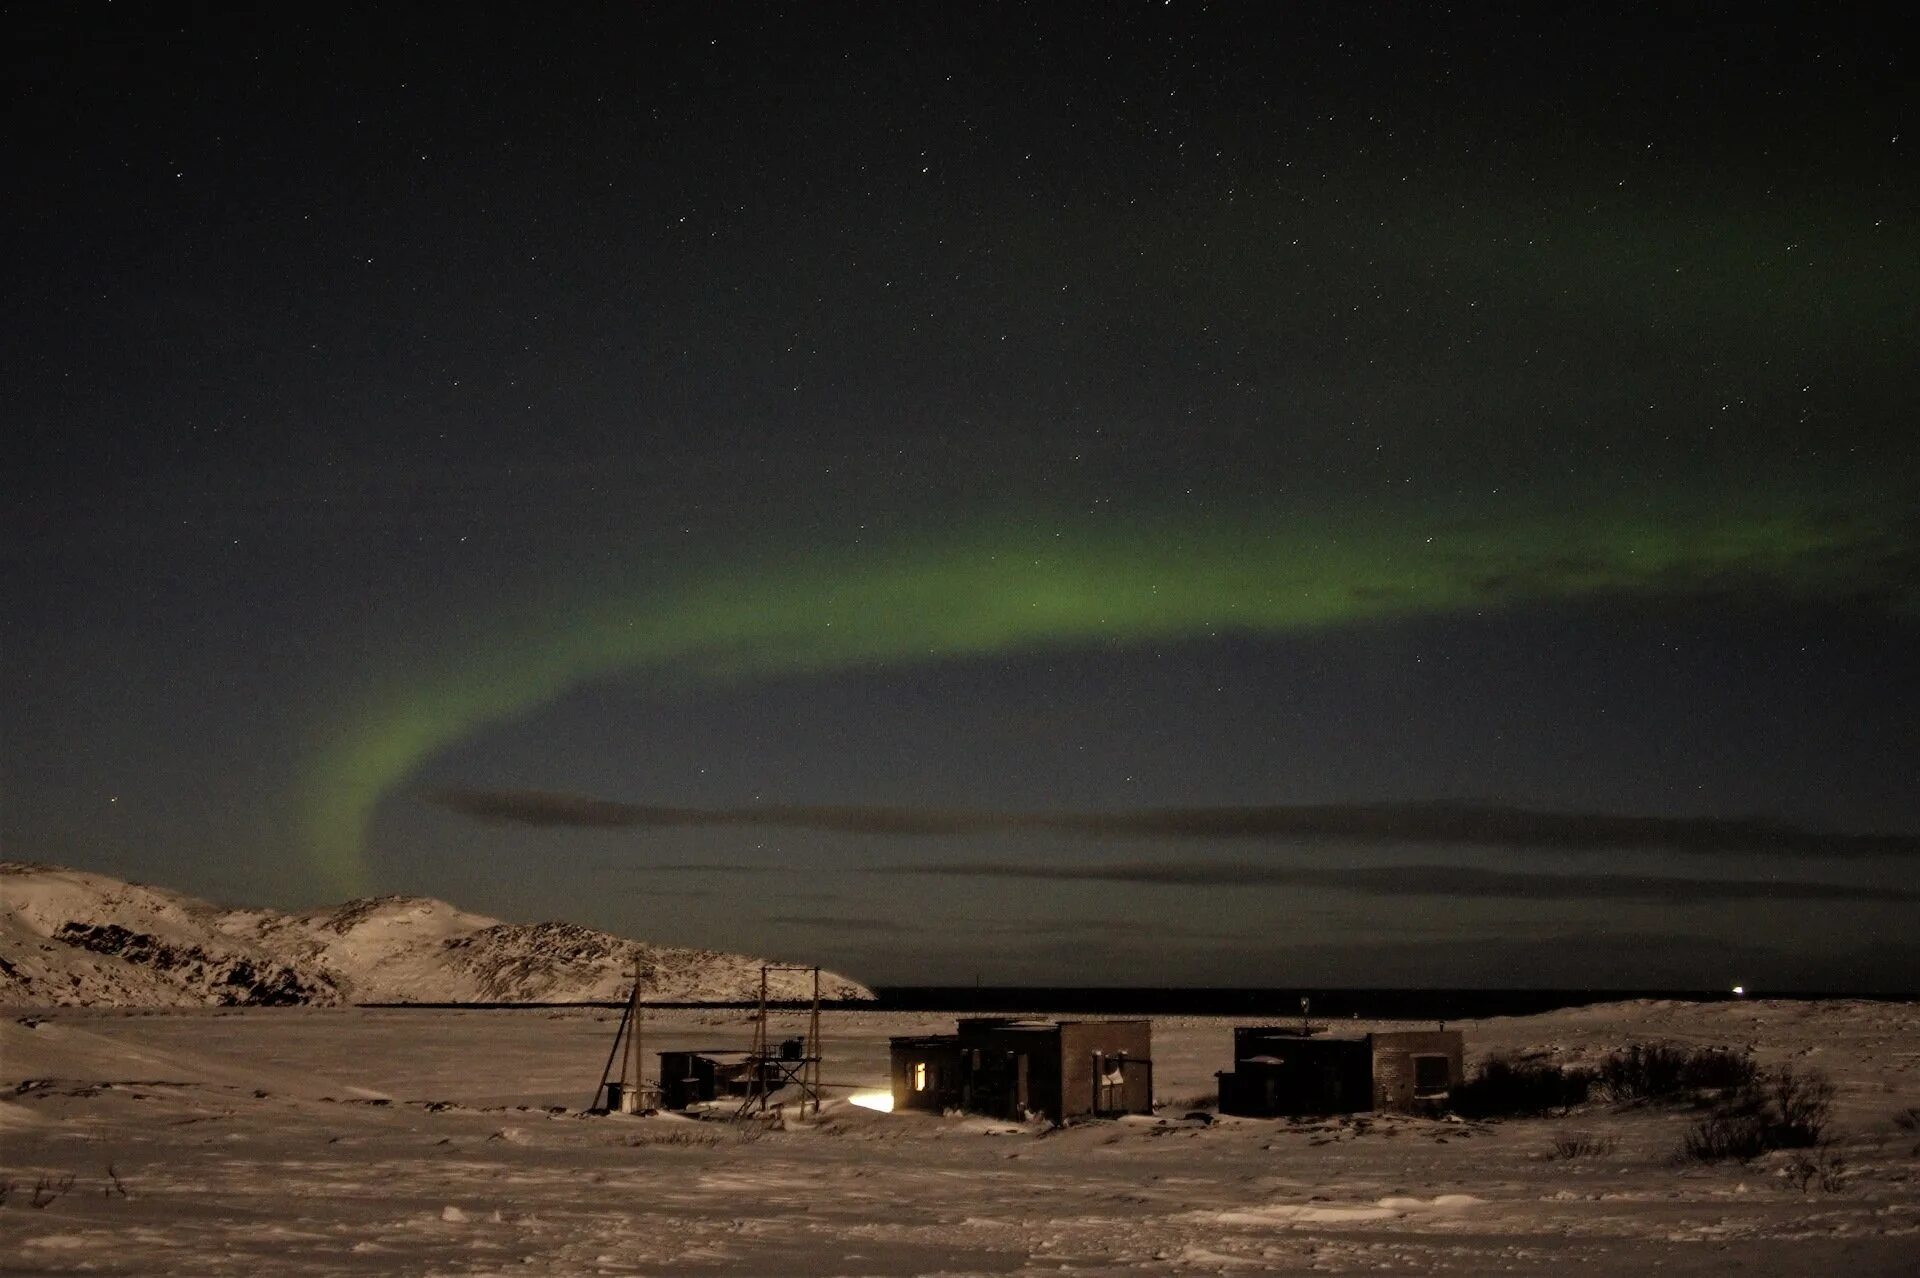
3,999,1916,1274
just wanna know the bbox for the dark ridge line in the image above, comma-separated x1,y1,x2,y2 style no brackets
350,986,1918,1016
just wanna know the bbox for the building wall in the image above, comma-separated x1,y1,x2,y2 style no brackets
893,1020,1153,1123
657,1051,715,1109
657,1051,764,1108
1025,1033,1065,1121
889,1039,964,1113
1057,1021,1153,1119
959,1024,1062,1121
1218,1035,1371,1116
1368,1030,1465,1112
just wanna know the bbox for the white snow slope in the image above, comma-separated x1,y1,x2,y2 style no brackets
0,862,872,1007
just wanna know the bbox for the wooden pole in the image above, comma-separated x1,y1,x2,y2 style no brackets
629,954,644,1110
591,995,632,1112
809,966,822,1116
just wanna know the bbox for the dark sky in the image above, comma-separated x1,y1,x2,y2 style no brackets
6,3,1916,990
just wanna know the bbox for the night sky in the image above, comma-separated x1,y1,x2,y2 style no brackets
7,3,1916,990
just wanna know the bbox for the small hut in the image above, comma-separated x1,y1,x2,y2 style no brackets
656,1049,777,1109
1216,1026,1463,1117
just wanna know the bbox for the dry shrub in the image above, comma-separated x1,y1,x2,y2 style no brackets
1449,1056,1594,1119
1782,1141,1847,1192
1598,1043,1757,1104
1680,1065,1833,1163
1767,1066,1834,1145
1547,1132,1617,1159
29,1174,77,1209
624,1130,722,1148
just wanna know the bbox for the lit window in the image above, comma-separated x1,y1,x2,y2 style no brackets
913,1062,928,1091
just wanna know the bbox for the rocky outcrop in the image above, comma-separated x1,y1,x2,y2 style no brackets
52,921,338,1006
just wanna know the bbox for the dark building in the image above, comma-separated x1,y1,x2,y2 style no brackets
1216,1026,1464,1117
655,1036,815,1111
656,1048,770,1109
889,1018,1153,1124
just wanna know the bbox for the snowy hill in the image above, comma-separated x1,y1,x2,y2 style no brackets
0,862,872,1007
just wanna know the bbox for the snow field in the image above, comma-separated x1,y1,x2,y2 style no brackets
2,1000,1916,1274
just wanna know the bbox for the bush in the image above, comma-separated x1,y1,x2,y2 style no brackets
1679,1065,1832,1163
1548,1132,1617,1159
1783,1142,1847,1193
624,1130,720,1148
29,1174,76,1209
1449,1056,1594,1119
1766,1066,1834,1147
1597,1043,1758,1104
1681,1096,1774,1162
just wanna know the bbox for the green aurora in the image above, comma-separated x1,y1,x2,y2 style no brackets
304,487,1915,897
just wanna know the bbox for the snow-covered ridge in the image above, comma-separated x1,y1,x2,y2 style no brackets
0,862,872,1008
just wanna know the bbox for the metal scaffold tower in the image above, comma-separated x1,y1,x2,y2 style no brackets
734,964,823,1118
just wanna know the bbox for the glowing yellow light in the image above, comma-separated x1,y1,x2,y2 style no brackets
848,1091,894,1113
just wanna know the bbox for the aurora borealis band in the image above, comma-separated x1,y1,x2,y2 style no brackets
8,4,1918,988
306,492,1915,898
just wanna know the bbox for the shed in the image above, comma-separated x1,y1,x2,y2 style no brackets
657,1049,773,1110
889,1018,1153,1123
1216,1026,1464,1117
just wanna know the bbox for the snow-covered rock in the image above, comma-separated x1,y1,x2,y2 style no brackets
0,861,872,1007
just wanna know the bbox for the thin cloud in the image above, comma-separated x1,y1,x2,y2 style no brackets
425,788,1917,858
967,916,1240,943
871,861,1915,903
763,914,916,934
598,862,796,874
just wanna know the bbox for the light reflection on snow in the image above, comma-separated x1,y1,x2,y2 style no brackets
847,1090,894,1113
